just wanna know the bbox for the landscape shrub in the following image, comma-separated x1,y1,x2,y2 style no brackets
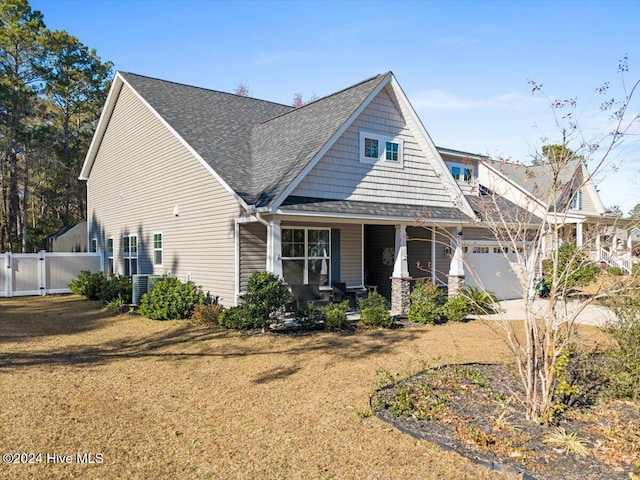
440,296,469,322
191,303,223,325
459,285,497,314
69,270,106,301
243,271,292,328
360,306,394,328
542,243,599,292
138,276,204,320
606,266,623,276
294,302,327,331
357,291,387,311
408,280,444,324
604,298,640,401
218,306,253,329
324,301,349,330
100,273,132,304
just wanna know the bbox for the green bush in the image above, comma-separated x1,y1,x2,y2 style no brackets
293,302,326,331
100,274,132,304
69,270,106,301
243,271,292,328
605,299,640,401
191,303,223,325
358,291,387,311
543,243,599,292
606,266,623,276
324,301,349,330
360,306,394,328
218,306,253,329
459,285,497,314
138,277,204,320
440,296,469,322
408,280,444,324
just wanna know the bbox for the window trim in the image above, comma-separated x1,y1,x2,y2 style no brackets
107,237,114,274
153,232,163,267
359,131,403,168
448,162,474,184
281,227,331,286
123,234,138,276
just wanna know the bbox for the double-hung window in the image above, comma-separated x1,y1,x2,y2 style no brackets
281,228,330,286
123,235,138,276
569,189,582,210
153,233,163,266
107,237,114,274
359,131,403,167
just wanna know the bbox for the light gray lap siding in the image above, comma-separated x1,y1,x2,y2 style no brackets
239,222,267,292
87,84,242,306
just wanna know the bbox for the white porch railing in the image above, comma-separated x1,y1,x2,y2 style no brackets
1,251,103,297
596,247,634,274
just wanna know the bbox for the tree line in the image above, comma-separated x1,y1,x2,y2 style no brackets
0,0,112,252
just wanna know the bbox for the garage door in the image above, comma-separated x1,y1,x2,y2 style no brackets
464,244,523,300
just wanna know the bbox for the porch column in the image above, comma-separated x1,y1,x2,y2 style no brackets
447,230,465,296
266,220,283,278
431,227,437,285
391,224,410,316
576,221,584,247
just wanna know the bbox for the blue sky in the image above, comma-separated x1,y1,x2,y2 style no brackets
31,0,640,213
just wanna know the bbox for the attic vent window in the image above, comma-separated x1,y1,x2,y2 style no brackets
359,131,403,168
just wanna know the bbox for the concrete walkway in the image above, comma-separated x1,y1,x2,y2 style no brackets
474,298,618,327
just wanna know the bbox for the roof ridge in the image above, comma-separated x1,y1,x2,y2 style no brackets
119,71,293,109
257,72,389,125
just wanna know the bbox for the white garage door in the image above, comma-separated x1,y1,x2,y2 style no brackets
464,244,523,300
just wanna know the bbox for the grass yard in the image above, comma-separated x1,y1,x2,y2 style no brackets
0,295,580,479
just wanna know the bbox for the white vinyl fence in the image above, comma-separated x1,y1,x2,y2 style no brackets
1,251,103,297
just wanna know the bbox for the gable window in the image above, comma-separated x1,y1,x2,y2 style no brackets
364,138,379,159
281,228,330,286
153,233,163,266
107,237,114,274
90,238,98,253
570,189,582,210
359,131,403,167
123,235,138,276
385,141,400,162
450,163,473,184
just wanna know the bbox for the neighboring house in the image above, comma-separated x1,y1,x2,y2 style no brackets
43,222,88,252
80,71,478,311
439,148,637,287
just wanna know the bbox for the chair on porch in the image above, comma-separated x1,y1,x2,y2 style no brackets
289,284,332,312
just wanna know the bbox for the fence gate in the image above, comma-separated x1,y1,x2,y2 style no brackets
1,251,102,297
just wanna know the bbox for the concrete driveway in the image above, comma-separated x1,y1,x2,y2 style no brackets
474,298,618,327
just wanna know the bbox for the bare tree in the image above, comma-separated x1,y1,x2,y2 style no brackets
457,59,639,422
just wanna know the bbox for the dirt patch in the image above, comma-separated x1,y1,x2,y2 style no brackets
373,363,640,480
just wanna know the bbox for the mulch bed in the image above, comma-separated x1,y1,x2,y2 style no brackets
372,363,640,480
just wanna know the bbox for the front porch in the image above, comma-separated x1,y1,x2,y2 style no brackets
237,216,466,314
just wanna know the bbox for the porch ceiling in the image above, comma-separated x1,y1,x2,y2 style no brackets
278,196,469,223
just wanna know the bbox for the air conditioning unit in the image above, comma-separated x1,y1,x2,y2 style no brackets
132,274,162,305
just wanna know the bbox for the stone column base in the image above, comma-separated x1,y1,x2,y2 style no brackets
447,275,465,297
390,277,411,316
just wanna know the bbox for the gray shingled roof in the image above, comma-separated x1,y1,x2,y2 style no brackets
484,158,581,202
281,196,467,221
250,74,388,206
120,72,388,208
465,194,542,224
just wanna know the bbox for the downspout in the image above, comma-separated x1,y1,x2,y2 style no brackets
247,205,273,272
